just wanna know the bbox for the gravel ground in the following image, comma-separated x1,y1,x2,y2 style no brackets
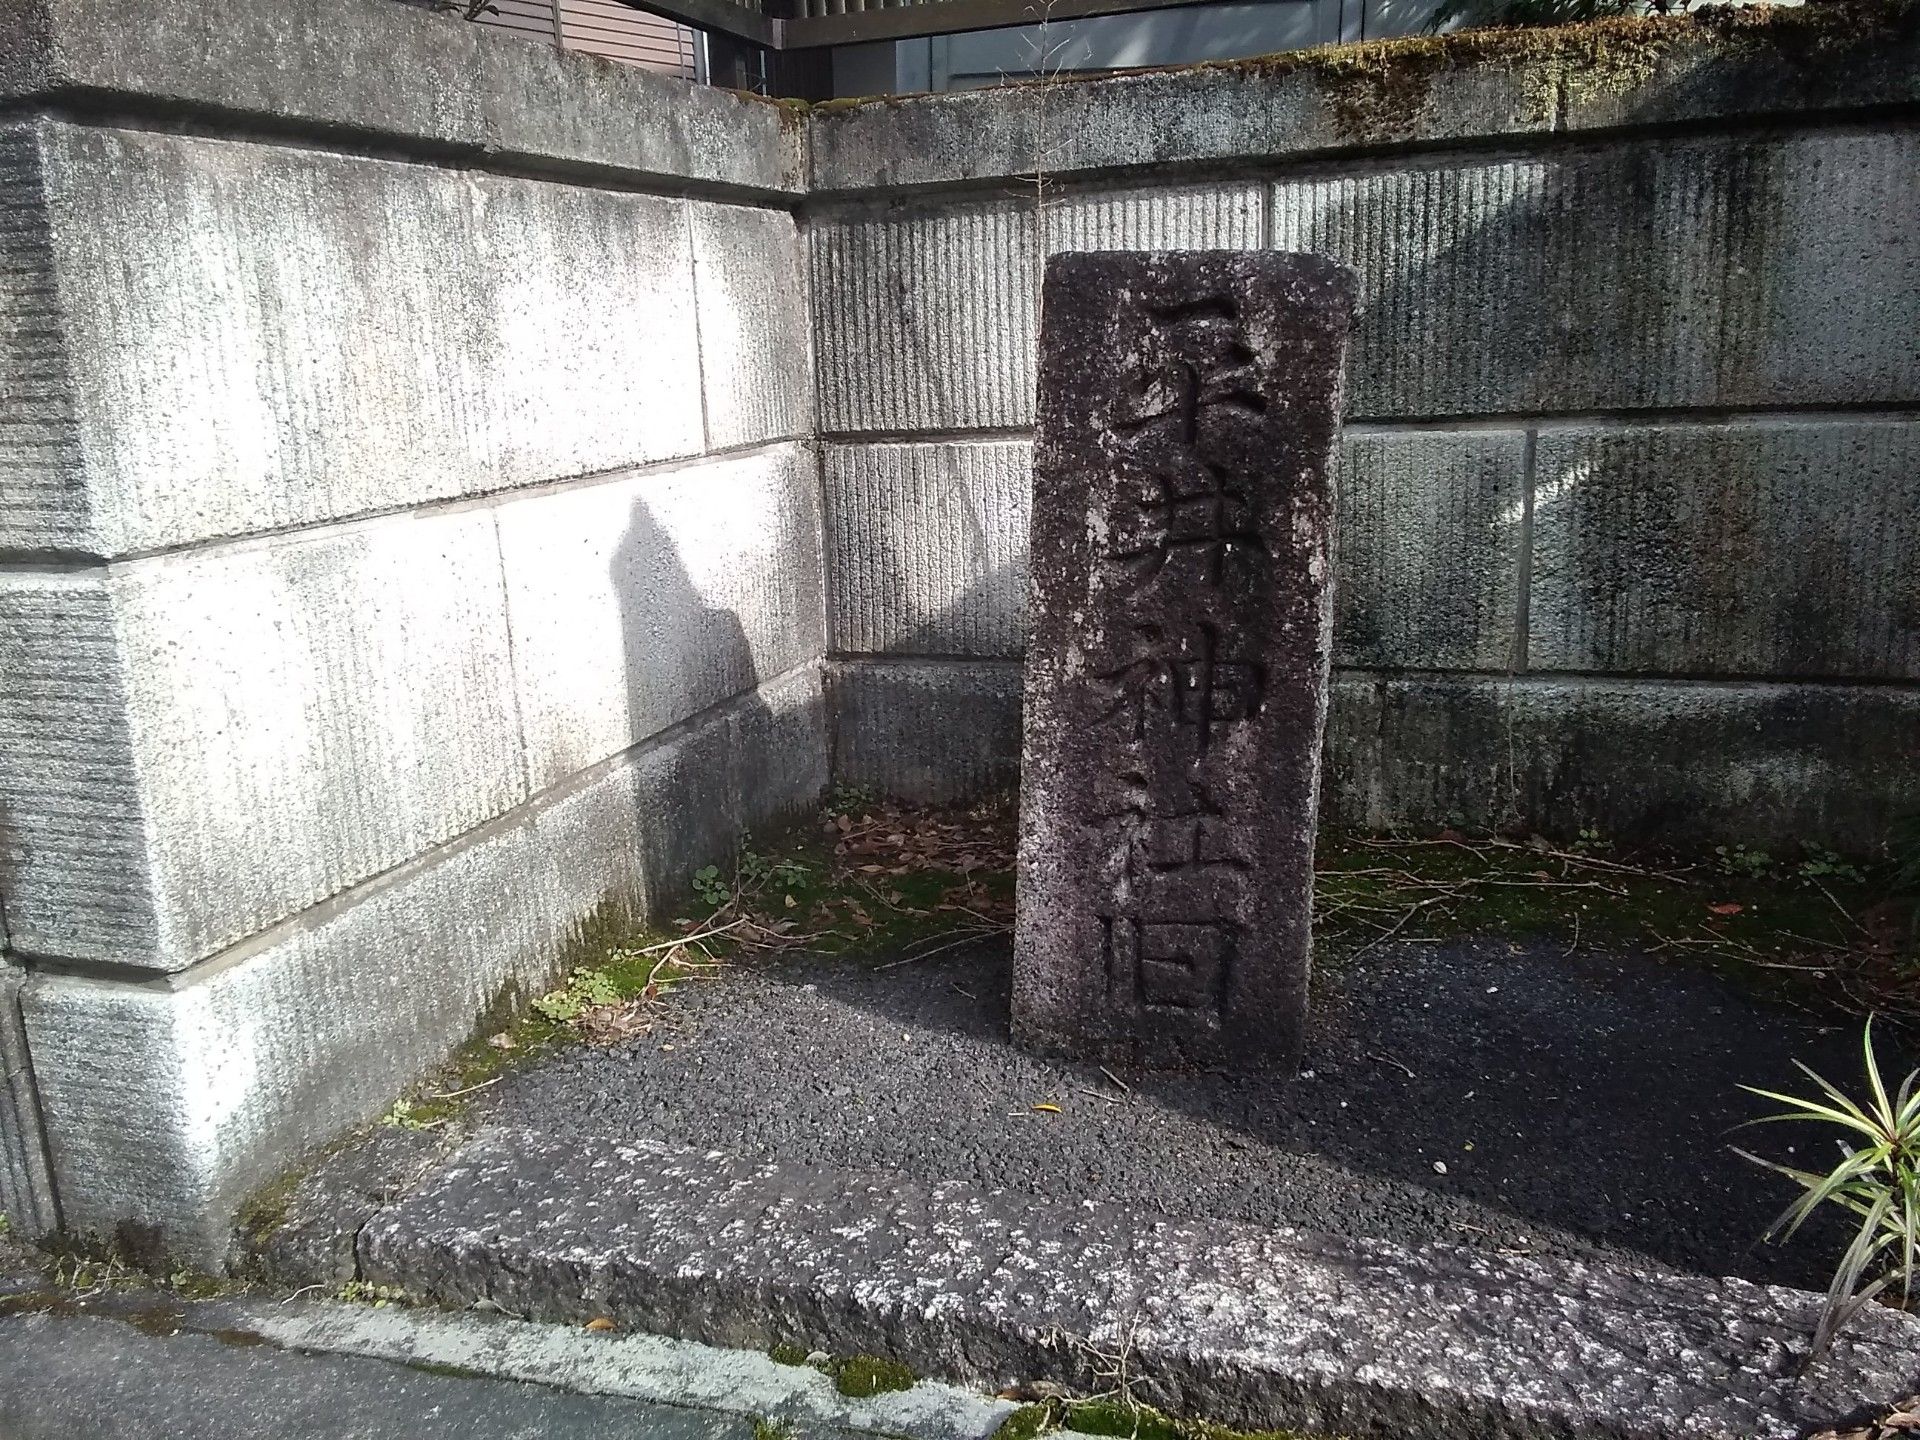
477,936,1882,1289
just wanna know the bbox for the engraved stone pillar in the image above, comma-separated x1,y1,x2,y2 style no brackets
1012,251,1356,1072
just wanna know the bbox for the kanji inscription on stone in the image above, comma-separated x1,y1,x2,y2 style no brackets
1012,251,1356,1072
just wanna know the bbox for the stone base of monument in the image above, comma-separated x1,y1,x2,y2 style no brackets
242,937,1920,1440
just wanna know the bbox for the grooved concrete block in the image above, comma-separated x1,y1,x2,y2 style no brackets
17,123,491,556
0,0,803,197
1529,421,1920,680
811,184,1261,435
22,674,819,1263
478,176,702,482
1271,131,1920,419
1336,431,1526,671
1324,674,1920,852
0,573,158,961
498,446,827,794
3,124,712,556
0,122,85,550
826,659,1022,803
1,958,59,1236
0,512,525,973
821,433,1525,670
728,665,829,826
692,202,812,450
824,441,1032,658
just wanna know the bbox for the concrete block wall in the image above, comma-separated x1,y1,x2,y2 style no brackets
3,0,1918,1260
0,0,820,1257
805,6,1920,851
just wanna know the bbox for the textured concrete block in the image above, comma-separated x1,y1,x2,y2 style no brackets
0,0,803,197
3,125,712,556
1336,430,1526,670
498,446,826,793
0,122,85,551
1324,674,1920,853
0,573,158,962
20,123,491,556
824,441,1032,658
729,665,829,827
692,202,812,451
1271,130,1920,419
826,659,1022,803
0,959,59,1236
811,184,1261,434
1529,421,1920,680
0,513,524,973
822,432,1525,670
478,175,702,482
22,674,823,1263
809,10,1920,199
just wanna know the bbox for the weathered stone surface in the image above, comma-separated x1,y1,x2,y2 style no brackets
2,123,724,556
1325,673,1920,852
476,175,703,484
240,1127,453,1289
496,446,825,794
1014,252,1354,1071
727,665,830,826
360,1126,1920,1440
811,185,1261,435
0,513,526,974
825,660,1022,805
821,432,1524,671
1271,131,1920,419
1529,421,1920,680
808,7,1920,195
823,442,1032,658
0,958,59,1235
1337,430,1526,670
0,121,84,551
22,674,821,1263
0,0,803,197
0,573,158,963
692,203,813,451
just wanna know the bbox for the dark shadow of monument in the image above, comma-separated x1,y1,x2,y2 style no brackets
611,493,779,915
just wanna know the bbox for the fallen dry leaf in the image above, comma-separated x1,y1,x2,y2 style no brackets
1707,902,1745,916
585,1317,617,1332
1032,1102,1062,1114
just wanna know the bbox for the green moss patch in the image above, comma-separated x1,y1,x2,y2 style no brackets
831,1352,917,1397
995,1399,1334,1440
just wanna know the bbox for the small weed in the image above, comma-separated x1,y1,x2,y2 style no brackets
767,1341,810,1367
1735,1019,1920,1364
1797,846,1865,887
825,784,877,820
0,1213,11,1238
380,1098,437,1131
531,967,623,1023
693,865,732,909
831,1353,916,1397
1570,826,1609,856
754,1420,794,1440
337,1280,411,1309
1715,844,1774,880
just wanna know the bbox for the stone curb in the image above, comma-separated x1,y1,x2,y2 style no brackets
350,1126,1920,1440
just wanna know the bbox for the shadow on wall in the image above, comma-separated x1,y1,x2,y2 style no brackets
612,494,771,910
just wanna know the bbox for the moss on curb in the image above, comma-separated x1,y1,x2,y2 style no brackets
832,1353,916,1397
994,1399,1335,1440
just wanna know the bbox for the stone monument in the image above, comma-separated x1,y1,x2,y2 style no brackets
1012,251,1356,1072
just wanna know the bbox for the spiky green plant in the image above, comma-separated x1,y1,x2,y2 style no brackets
1735,1018,1920,1363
